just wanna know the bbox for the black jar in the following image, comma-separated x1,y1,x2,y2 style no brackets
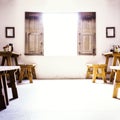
9,43,13,52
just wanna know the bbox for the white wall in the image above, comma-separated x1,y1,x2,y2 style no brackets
0,0,120,79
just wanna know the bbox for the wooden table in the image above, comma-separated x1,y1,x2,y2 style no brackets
110,66,120,98
103,52,120,82
110,53,120,82
0,51,20,66
0,66,20,110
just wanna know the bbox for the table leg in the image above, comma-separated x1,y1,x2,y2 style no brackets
1,57,6,66
2,74,9,105
110,56,117,82
1,56,12,66
104,56,110,76
6,57,12,66
105,56,109,67
0,76,6,110
7,70,18,99
112,70,120,98
14,56,18,65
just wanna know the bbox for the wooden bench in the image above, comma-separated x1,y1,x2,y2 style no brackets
110,66,120,98
18,64,36,83
86,64,107,83
0,66,20,110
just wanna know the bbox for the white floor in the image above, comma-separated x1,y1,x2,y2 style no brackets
0,79,120,120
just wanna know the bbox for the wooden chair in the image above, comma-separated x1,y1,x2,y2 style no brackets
18,64,36,83
86,64,107,83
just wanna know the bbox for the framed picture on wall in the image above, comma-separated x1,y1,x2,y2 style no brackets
5,27,15,38
106,27,115,38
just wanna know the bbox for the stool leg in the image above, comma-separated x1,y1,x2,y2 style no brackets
92,67,97,83
32,67,36,79
86,67,93,79
27,68,33,83
19,68,24,83
86,67,90,79
101,68,107,83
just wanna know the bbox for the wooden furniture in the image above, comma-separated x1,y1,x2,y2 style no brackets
0,74,6,110
102,52,113,75
86,64,93,79
0,66,20,110
0,51,20,66
86,64,107,83
110,66,120,98
103,52,120,82
110,53,120,82
18,64,36,83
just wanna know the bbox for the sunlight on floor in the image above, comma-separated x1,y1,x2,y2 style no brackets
1,79,120,120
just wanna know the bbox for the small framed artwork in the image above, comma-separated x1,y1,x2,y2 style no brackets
106,27,115,38
5,27,15,38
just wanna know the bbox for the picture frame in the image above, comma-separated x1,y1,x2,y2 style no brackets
5,27,15,38
106,27,115,38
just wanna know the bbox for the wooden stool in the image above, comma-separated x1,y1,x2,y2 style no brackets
86,64,107,83
18,64,36,83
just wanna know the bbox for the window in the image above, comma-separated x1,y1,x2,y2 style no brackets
43,13,78,56
25,12,96,56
